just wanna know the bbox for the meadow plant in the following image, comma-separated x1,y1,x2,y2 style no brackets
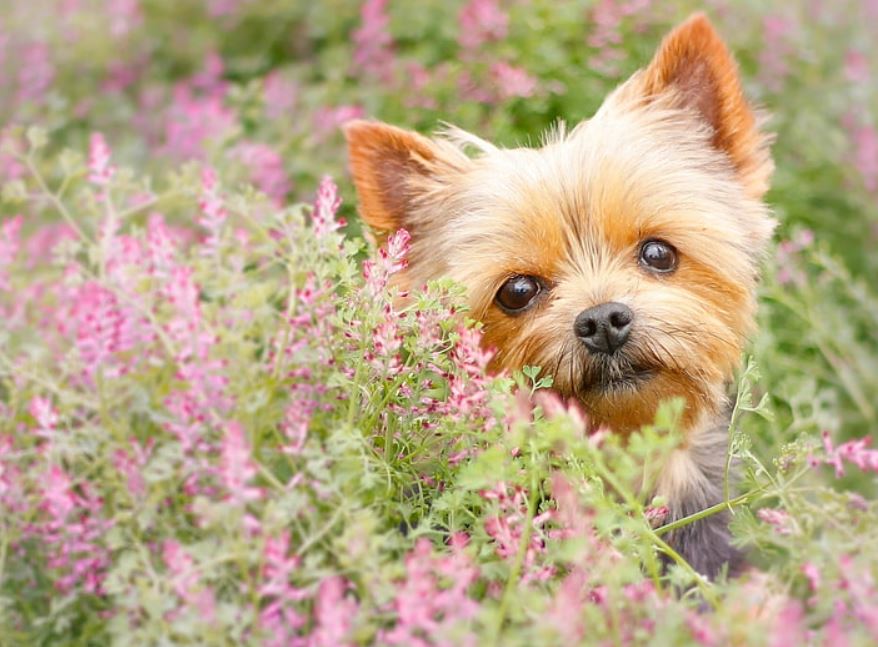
0,1,876,645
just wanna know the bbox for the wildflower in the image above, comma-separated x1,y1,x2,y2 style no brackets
363,228,411,295
258,531,308,646
491,62,538,99
198,167,227,255
758,507,794,535
233,141,291,206
33,465,113,595
308,576,359,647
219,421,261,505
352,0,395,82
0,214,22,290
382,537,480,645
311,175,345,238
163,540,217,622
263,71,298,120
458,0,508,51
29,396,58,441
88,133,115,187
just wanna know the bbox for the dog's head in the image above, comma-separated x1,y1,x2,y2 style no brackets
345,14,775,432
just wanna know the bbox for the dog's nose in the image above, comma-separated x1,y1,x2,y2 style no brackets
574,302,634,355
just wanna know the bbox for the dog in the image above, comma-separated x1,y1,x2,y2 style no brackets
344,13,774,579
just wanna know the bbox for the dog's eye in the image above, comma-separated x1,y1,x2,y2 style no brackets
639,240,678,273
495,275,543,313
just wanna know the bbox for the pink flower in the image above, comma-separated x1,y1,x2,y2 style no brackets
363,228,411,295
17,42,55,105
163,539,217,622
850,123,878,193
312,175,345,238
458,0,508,51
821,430,878,477
844,50,870,84
313,104,365,141
32,465,113,595
219,422,261,504
758,507,794,535
352,0,395,82
258,531,308,645
233,141,291,206
0,215,22,291
382,537,480,645
491,62,538,99
29,396,59,440
308,576,359,647
198,167,227,255
263,71,298,120
759,15,796,92
107,0,143,37
802,562,821,592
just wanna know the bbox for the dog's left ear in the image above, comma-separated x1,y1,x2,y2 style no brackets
632,13,773,198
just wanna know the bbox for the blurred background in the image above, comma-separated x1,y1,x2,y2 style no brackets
1,0,876,480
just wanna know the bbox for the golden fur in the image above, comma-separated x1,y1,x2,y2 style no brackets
344,13,775,576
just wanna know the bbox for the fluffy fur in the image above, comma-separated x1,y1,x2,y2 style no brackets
345,14,775,578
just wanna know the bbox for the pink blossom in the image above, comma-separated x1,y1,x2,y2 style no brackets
112,440,152,499
587,0,654,76
313,104,365,140
258,531,308,646
263,71,298,120
163,539,217,621
821,430,878,477
758,507,794,535
382,537,480,646
307,576,359,647
17,42,55,105
32,465,113,595
311,175,345,238
759,15,796,92
29,396,59,440
844,50,870,84
234,141,291,205
88,132,115,187
802,562,821,592
458,0,508,51
490,62,538,99
219,422,262,504
352,0,395,82
198,167,227,255
107,0,143,37
768,600,807,647
850,123,878,193
481,482,554,583
160,84,236,161
363,228,411,295
65,281,146,380
0,215,22,290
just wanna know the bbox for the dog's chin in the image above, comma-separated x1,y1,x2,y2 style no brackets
578,363,657,399
581,366,656,395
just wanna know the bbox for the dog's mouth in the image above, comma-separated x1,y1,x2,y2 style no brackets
581,364,656,394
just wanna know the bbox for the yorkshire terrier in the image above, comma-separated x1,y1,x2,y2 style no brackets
344,14,774,579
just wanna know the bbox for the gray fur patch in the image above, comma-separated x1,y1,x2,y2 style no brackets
662,414,743,580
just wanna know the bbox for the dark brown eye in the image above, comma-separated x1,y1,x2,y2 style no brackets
639,240,678,273
495,275,543,313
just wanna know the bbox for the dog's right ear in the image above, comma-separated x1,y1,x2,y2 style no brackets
343,120,447,234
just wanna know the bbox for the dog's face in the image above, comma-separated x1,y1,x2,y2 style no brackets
345,15,775,433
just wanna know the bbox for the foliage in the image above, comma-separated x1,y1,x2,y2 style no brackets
1,0,877,645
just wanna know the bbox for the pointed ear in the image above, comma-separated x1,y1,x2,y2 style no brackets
344,120,444,233
640,13,773,197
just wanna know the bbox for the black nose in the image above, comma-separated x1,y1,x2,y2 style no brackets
574,302,634,355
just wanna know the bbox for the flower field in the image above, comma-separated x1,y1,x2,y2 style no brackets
1,1,877,645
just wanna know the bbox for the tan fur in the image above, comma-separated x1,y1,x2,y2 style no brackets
345,15,775,570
